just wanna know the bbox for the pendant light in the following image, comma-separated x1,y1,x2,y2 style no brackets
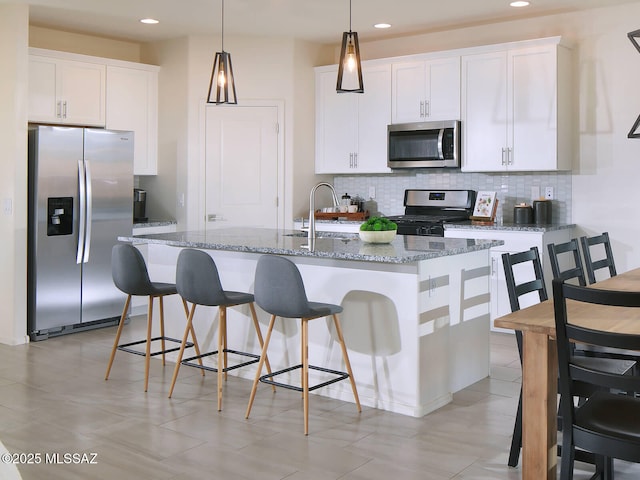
336,0,364,93
207,0,237,104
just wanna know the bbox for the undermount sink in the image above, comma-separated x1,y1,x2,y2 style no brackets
285,232,359,240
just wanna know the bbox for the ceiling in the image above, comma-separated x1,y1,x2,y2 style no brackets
7,0,640,44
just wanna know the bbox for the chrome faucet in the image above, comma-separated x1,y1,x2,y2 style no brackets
304,182,341,243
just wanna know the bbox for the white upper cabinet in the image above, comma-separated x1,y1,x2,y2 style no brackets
106,65,159,175
29,54,106,126
29,48,160,175
391,55,460,124
461,37,572,172
315,62,392,174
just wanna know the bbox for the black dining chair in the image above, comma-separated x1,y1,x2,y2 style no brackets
553,279,640,480
557,234,639,370
502,247,548,467
502,247,634,469
580,232,617,285
547,238,587,286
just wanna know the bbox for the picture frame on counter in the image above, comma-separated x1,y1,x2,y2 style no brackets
470,191,498,222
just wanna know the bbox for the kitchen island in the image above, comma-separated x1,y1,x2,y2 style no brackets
119,228,503,417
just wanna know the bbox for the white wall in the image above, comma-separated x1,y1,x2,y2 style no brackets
29,25,142,62
138,38,189,224
0,4,29,345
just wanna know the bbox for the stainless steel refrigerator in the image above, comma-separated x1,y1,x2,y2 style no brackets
27,125,134,341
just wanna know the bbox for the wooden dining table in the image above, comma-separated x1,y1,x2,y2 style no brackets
494,267,640,480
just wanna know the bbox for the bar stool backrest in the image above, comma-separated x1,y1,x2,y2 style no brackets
255,255,311,318
176,249,227,306
111,244,153,296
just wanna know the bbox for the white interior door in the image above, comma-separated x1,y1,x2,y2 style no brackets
204,105,279,229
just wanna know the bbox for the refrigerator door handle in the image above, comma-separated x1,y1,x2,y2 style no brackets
83,160,93,263
77,160,86,264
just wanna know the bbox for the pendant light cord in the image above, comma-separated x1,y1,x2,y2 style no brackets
221,0,225,52
349,0,352,33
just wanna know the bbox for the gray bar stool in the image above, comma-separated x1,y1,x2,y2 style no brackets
105,243,197,392
169,248,273,411
245,254,361,435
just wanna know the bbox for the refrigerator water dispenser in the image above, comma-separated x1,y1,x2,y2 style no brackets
47,197,73,236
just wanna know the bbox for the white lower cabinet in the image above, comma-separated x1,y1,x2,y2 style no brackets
444,227,574,332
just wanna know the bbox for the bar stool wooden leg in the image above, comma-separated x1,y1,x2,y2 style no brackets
168,303,198,398
159,296,166,366
105,295,131,380
246,314,276,419
222,306,228,381
144,296,154,392
182,298,204,375
302,317,310,435
249,303,275,392
300,319,305,399
217,306,226,411
332,314,361,411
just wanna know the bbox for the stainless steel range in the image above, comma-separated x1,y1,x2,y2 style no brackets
386,189,476,236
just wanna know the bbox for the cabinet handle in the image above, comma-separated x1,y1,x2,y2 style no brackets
354,152,358,168
507,148,513,165
425,100,430,117
56,101,62,118
63,101,68,119
501,148,507,166
420,101,424,118
349,153,353,168
491,256,497,278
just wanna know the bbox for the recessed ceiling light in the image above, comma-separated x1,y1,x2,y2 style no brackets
374,23,391,29
140,18,159,24
510,1,530,6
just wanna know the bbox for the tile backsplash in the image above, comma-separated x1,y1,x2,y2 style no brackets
333,170,572,224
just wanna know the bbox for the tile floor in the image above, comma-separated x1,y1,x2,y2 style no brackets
0,321,638,479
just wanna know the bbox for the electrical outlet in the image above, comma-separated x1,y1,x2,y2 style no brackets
3,198,12,215
545,187,554,200
368,186,376,199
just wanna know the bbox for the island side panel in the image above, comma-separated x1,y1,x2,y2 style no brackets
421,250,491,394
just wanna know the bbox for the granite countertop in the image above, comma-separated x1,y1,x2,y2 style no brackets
133,219,177,228
445,222,576,232
119,227,503,264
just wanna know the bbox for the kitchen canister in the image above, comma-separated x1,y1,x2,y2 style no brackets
533,200,552,224
513,203,533,224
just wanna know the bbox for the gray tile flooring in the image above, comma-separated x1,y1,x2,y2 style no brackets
0,320,638,479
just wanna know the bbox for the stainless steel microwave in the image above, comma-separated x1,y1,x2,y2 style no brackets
387,120,460,169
